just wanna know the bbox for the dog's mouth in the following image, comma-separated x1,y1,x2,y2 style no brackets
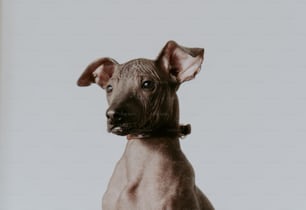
108,121,151,136
108,123,135,136
110,126,126,136
108,124,124,136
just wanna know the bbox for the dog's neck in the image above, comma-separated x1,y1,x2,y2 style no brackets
124,136,183,159
126,124,191,141
121,136,185,185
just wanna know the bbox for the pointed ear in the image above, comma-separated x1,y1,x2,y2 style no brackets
157,41,204,83
77,57,118,87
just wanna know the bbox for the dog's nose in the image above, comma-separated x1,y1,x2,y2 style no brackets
106,109,125,123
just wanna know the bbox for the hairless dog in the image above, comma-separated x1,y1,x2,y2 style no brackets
77,41,214,210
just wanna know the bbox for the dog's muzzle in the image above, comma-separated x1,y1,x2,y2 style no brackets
106,107,139,136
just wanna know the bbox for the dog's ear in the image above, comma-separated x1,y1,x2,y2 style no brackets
77,57,118,87
157,40,204,83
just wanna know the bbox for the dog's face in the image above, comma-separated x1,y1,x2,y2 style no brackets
100,58,178,136
77,41,204,136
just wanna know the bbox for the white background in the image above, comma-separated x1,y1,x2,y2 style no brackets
1,0,306,209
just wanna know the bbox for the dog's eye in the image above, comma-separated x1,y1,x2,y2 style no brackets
141,80,155,90
106,85,113,93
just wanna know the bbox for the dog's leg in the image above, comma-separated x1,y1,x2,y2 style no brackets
102,157,127,209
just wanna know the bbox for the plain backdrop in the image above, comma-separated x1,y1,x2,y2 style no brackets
1,0,306,210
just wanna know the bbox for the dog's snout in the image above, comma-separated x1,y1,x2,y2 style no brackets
106,109,125,123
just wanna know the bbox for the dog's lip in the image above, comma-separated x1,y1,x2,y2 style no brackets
108,124,128,136
109,123,123,131
108,123,142,136
112,126,123,133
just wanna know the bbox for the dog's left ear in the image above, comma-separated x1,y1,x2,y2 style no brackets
157,40,204,83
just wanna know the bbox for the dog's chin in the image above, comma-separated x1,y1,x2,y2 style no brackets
108,125,130,136
108,123,147,136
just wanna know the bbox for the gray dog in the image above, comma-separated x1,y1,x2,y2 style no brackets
77,41,214,210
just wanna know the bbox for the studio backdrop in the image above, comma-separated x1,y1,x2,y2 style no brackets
1,0,306,210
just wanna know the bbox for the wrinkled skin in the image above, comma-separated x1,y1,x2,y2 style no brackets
103,58,180,137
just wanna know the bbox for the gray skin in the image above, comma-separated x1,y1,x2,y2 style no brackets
77,41,214,210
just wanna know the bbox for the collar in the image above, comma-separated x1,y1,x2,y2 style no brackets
126,124,191,140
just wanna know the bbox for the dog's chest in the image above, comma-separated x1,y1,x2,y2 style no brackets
103,140,187,209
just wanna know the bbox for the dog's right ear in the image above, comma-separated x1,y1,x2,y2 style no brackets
77,57,118,87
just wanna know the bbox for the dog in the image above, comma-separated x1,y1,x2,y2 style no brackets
77,40,214,210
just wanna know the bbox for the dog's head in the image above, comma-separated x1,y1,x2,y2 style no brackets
77,41,204,137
